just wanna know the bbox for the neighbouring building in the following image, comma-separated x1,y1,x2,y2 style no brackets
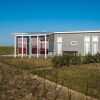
13,30,100,58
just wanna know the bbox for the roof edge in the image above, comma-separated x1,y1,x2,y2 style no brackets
53,30,100,34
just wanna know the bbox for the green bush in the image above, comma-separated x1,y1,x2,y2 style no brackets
52,56,65,67
83,53,100,64
83,53,95,64
71,54,81,65
63,54,71,67
94,53,100,63
52,54,81,67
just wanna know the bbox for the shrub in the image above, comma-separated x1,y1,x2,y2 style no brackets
94,53,100,63
82,53,100,64
83,53,94,64
52,54,81,67
52,56,66,67
71,54,81,65
63,54,71,67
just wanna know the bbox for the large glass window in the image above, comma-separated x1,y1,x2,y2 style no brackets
92,36,98,55
84,36,90,55
57,37,62,55
18,38,27,55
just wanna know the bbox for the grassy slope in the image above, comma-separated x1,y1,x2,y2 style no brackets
32,64,100,99
1,62,94,100
0,56,100,99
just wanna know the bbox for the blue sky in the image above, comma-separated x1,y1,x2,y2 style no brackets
0,0,99,46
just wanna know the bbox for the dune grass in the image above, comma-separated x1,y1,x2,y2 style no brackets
0,46,14,55
0,55,100,99
0,56,53,70
32,64,100,99
0,46,100,99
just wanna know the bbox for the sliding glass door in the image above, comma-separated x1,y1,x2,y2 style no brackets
84,36,90,55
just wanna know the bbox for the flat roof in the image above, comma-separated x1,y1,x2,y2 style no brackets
12,30,100,36
52,30,100,34
12,32,49,36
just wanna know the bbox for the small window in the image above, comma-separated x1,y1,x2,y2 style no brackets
71,41,77,45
